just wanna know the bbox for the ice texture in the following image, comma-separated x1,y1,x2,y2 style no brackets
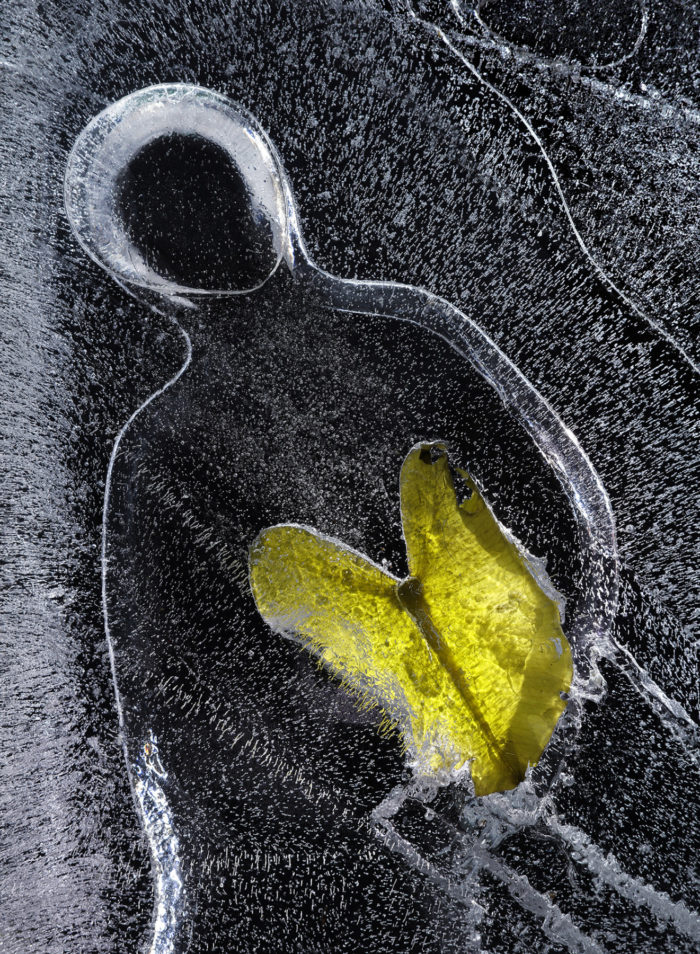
2,3,699,953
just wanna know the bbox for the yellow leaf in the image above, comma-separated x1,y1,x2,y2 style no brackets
249,443,573,796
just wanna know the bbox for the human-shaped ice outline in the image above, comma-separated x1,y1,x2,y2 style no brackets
65,85,622,952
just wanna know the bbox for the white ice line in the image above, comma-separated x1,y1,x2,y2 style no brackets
101,312,192,953
373,813,607,954
467,0,650,74
471,841,608,954
377,785,700,946
614,635,698,729
135,736,186,954
448,2,700,127
407,4,700,376
548,817,700,942
613,639,700,761
487,797,700,939
101,316,191,727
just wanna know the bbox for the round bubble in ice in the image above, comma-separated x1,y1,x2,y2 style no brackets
65,84,288,296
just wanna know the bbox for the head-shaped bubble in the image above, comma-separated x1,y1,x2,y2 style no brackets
65,84,290,298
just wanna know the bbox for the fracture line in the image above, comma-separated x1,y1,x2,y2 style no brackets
466,0,649,73
406,4,700,376
610,646,700,771
100,310,192,953
488,797,700,939
101,315,191,735
373,811,607,954
548,817,700,942
471,840,608,954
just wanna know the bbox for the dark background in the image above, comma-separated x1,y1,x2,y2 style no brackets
1,1,699,951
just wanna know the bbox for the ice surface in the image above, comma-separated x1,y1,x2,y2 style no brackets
2,2,698,953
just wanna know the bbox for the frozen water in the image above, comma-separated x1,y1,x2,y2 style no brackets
2,3,699,953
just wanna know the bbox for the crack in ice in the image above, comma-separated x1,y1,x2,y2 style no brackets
405,1,700,376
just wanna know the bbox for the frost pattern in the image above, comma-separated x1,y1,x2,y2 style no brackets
3,3,699,953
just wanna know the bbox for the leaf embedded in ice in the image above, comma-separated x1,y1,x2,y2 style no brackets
249,442,572,796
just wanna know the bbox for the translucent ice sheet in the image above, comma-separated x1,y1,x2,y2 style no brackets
3,4,699,954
